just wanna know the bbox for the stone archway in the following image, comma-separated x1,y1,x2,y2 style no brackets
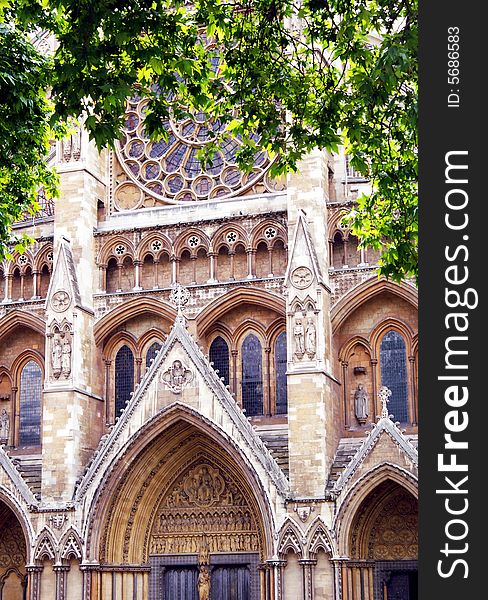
86,416,273,600
342,480,418,600
0,500,28,600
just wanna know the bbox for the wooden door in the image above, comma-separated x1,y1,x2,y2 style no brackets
163,566,198,600
211,565,250,600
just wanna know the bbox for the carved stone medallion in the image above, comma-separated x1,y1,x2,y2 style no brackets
182,464,225,507
161,360,193,393
50,290,71,312
291,266,313,289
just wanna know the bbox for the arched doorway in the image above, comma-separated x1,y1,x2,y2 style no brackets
0,500,28,600
346,480,418,600
86,415,272,600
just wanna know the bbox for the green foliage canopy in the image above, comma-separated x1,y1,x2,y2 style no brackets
0,0,417,281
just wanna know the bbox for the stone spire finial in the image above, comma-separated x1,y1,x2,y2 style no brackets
170,283,190,322
378,386,392,419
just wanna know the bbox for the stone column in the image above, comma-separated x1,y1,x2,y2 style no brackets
133,260,142,290
4,273,12,302
32,271,40,299
231,349,238,399
285,149,340,497
171,256,177,284
116,263,123,291
342,361,350,429
41,127,106,502
370,358,378,418
246,249,255,279
54,564,70,600
264,346,272,416
27,565,42,600
269,559,287,600
191,255,197,284
98,265,106,292
208,252,216,283
299,559,316,600
229,251,235,280
409,355,418,425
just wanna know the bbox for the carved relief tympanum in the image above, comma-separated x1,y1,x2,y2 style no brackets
150,461,260,556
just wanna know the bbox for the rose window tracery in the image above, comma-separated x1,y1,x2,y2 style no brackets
114,244,126,257
113,92,285,209
151,240,163,252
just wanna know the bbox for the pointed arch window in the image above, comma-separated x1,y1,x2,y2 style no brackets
275,332,288,414
146,341,162,369
209,336,230,387
380,330,408,422
115,345,134,419
19,360,42,446
241,334,263,416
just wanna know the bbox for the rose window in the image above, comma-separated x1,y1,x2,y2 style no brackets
226,231,238,244
47,251,54,262
151,240,163,252
188,235,200,248
114,244,126,256
264,227,277,239
19,255,28,265
113,93,285,209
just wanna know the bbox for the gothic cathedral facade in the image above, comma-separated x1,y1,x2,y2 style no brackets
0,86,418,600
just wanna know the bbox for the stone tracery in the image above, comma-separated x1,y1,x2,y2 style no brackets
113,94,284,208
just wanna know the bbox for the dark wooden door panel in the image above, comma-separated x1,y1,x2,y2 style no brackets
163,567,198,600
211,566,250,600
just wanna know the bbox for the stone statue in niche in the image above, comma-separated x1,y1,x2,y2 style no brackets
62,337,72,378
61,128,81,162
0,409,9,444
51,336,62,379
293,318,305,358
305,317,316,358
354,383,369,423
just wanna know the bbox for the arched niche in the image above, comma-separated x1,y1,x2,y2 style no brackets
0,500,29,599
340,479,418,600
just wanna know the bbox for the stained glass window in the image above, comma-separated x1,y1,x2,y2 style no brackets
19,360,42,446
114,82,282,206
209,336,230,387
275,332,288,415
380,330,409,422
115,345,134,419
241,334,263,416
146,342,162,369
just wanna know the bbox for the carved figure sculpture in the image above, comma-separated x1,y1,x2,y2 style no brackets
51,336,62,378
0,409,9,443
62,338,72,377
305,317,316,358
294,318,305,356
354,383,369,423
198,565,211,600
